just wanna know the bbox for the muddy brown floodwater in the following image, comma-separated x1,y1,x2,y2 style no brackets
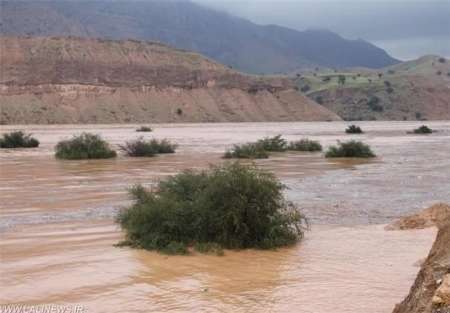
1,121,450,313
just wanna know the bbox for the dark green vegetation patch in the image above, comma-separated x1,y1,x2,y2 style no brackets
136,126,153,132
345,125,364,134
224,143,269,159
225,135,323,159
325,140,376,158
256,135,288,152
412,125,433,134
0,131,39,148
120,137,177,157
117,163,308,254
55,133,117,160
288,139,322,152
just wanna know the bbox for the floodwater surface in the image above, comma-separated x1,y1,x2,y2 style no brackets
1,121,449,312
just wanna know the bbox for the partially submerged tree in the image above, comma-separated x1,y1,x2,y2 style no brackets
0,131,39,148
345,125,364,134
117,163,308,254
325,140,376,158
55,133,117,160
120,138,177,157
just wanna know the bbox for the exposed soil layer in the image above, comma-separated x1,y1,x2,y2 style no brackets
0,36,340,124
386,203,450,230
391,204,450,313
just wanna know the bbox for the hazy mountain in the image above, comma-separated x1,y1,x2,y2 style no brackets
0,0,399,74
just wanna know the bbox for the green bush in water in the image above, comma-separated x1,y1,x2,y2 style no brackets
256,135,288,152
325,140,376,158
120,137,177,157
345,125,364,134
116,162,308,254
0,131,39,148
224,142,269,159
288,139,322,152
55,133,117,160
412,125,433,134
136,126,153,132
224,135,289,159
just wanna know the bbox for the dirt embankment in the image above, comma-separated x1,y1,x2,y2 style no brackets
0,36,340,124
390,203,450,313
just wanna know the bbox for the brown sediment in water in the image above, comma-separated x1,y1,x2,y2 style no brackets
0,221,437,313
1,121,450,312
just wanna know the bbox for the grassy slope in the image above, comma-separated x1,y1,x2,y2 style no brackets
294,56,450,121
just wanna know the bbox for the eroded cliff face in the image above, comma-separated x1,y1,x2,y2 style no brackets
391,204,450,313
0,36,340,123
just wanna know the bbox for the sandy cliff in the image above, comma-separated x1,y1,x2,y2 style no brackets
0,36,340,124
391,204,450,313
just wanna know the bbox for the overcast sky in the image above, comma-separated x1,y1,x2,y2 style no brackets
193,0,450,60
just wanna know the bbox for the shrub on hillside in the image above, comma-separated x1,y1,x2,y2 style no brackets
345,125,364,134
116,163,308,254
55,133,117,160
412,125,433,134
0,131,39,148
224,142,268,159
367,96,383,112
288,139,322,152
120,138,177,157
300,85,310,93
136,126,153,132
325,140,376,158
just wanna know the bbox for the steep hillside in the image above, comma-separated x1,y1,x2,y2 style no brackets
0,36,340,124
295,56,450,120
0,0,399,74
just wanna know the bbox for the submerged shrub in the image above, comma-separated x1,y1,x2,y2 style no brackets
256,135,288,152
120,137,177,157
0,131,39,148
117,163,308,254
136,126,153,132
325,140,376,158
412,125,433,134
224,142,269,159
345,125,364,134
224,135,298,158
288,139,322,152
55,133,117,160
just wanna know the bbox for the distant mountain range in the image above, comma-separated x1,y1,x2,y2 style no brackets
0,0,399,74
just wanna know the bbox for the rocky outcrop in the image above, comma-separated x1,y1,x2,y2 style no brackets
0,36,340,124
391,204,450,313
